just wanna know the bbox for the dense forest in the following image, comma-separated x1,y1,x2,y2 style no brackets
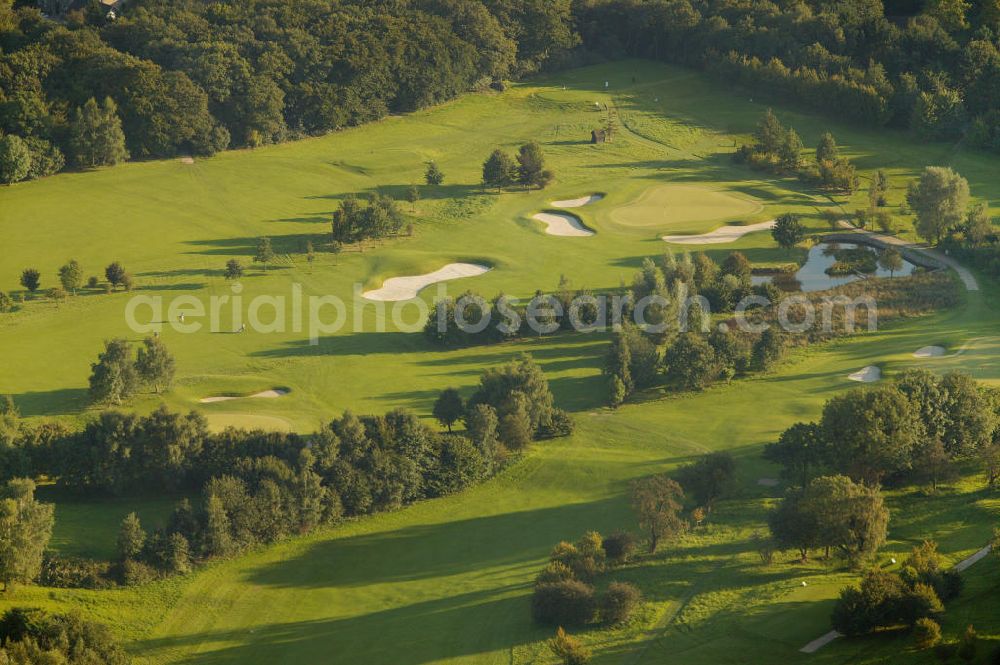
0,0,577,179
576,0,1000,141
1,0,999,183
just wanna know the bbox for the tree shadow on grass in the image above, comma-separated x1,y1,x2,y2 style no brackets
11,388,89,418
305,182,483,204
134,586,539,665
183,234,328,257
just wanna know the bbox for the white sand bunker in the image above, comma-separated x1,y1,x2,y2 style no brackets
532,212,595,237
200,389,289,404
848,366,882,383
179,156,194,164
552,194,604,208
363,263,491,301
662,220,775,245
914,346,946,358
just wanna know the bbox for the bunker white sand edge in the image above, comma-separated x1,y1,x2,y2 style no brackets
362,263,492,301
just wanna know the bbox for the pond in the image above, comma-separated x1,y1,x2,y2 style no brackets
753,242,917,293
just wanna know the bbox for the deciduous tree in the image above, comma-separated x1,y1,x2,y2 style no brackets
255,237,275,270
136,336,175,393
69,97,129,168
0,479,54,591
0,135,31,184
906,167,970,244
58,259,83,294
433,388,464,432
630,474,687,553
772,213,805,251
88,338,138,405
19,268,40,294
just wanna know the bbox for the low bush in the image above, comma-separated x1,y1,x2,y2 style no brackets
548,626,592,665
532,580,597,626
39,554,115,590
601,531,637,564
600,581,642,624
0,608,130,664
536,561,575,586
913,617,942,650
120,559,160,587
538,409,575,439
958,625,978,662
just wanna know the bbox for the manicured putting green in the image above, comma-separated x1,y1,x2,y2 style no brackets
610,184,763,229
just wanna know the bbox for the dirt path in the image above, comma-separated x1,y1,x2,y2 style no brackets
835,222,980,291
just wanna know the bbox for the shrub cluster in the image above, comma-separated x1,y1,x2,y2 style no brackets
831,542,962,636
605,250,788,404
0,608,130,664
532,531,642,627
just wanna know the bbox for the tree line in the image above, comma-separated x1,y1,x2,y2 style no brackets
0,0,577,183
9,0,1000,186
0,260,134,314
0,355,572,588
734,110,860,195
574,0,1000,152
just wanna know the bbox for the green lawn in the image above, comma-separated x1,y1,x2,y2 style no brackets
608,183,765,232
1,59,999,664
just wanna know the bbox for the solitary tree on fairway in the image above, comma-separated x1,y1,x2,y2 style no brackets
136,336,175,393
483,149,516,192
105,262,127,289
255,237,275,271
88,338,138,405
58,260,84,294
630,474,687,553
19,268,40,295
517,141,553,190
878,248,903,278
906,166,970,244
433,388,465,432
0,478,54,592
424,161,444,186
772,213,805,252
224,259,243,280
